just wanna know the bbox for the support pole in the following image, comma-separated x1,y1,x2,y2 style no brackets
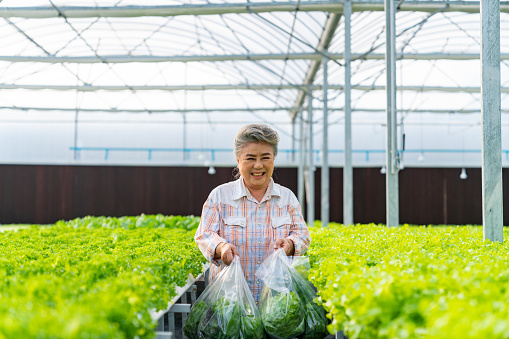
291,116,296,162
307,90,315,226
183,114,187,161
481,0,503,242
385,0,399,227
343,0,354,227
321,54,330,227
298,109,306,209
73,108,79,160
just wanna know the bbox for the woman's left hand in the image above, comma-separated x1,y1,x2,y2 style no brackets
274,238,295,256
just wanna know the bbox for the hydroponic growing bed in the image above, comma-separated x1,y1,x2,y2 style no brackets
0,215,206,338
308,223,509,339
3,216,507,339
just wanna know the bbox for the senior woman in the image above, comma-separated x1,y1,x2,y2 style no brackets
194,123,311,302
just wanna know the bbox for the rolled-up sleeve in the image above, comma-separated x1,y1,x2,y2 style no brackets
194,196,226,266
287,203,311,256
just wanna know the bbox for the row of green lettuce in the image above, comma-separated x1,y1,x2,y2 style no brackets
0,214,206,339
307,223,509,339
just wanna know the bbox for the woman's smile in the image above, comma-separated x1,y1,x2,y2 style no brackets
237,142,275,192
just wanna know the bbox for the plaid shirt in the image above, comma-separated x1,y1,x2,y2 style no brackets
194,177,311,302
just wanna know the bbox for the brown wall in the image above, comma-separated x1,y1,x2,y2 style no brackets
0,164,506,225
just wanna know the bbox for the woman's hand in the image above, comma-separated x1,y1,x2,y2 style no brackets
215,242,239,266
274,238,295,256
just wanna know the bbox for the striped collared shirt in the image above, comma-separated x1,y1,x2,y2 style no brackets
194,177,311,302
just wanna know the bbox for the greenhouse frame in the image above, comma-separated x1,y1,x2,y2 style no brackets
0,0,507,232
2,1,509,339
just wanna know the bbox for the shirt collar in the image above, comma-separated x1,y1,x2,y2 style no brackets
232,177,280,201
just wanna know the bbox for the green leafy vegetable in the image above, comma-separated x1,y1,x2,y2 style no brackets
260,290,305,338
293,278,328,339
297,299,328,339
241,314,265,339
198,297,241,339
183,300,209,339
0,214,206,339
308,223,509,339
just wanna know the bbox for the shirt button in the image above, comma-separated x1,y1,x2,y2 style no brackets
257,261,260,264
256,301,258,305
258,241,261,244
258,222,261,225
256,281,260,284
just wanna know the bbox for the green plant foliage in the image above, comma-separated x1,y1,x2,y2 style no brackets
260,290,305,338
241,314,265,339
308,223,509,339
0,215,206,339
198,297,242,339
185,297,264,339
183,300,208,339
292,276,328,339
55,214,200,231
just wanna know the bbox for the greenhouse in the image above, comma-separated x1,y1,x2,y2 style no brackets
0,0,508,338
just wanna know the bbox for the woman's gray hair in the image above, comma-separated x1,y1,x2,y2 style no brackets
234,124,279,158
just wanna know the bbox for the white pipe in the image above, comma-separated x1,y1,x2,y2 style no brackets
481,0,503,242
2,105,509,114
2,53,509,63
0,2,341,18
385,0,399,228
343,0,354,227
1,1,508,19
1,83,508,92
321,54,329,227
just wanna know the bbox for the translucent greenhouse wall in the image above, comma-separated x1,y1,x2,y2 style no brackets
0,109,508,169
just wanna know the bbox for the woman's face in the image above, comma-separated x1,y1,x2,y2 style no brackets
237,142,275,192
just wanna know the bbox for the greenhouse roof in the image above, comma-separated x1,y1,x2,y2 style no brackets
0,0,508,125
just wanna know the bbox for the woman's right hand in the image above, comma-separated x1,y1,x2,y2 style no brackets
216,242,239,266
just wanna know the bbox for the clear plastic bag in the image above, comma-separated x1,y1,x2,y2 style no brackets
255,248,306,339
289,256,311,281
289,257,329,339
183,256,264,339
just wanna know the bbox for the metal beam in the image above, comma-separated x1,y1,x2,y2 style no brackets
2,53,509,63
2,83,509,93
349,85,509,93
0,106,295,113
353,1,509,14
306,90,315,226
342,108,509,114
1,1,508,19
481,0,503,242
343,0,354,227
5,105,509,114
386,0,399,228
291,13,342,119
321,53,330,227
355,53,509,61
298,110,306,210
0,2,341,18
0,53,325,63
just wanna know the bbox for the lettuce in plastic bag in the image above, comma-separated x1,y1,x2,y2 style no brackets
256,249,306,339
198,297,241,339
260,290,305,338
291,256,329,339
183,256,264,339
183,300,208,339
